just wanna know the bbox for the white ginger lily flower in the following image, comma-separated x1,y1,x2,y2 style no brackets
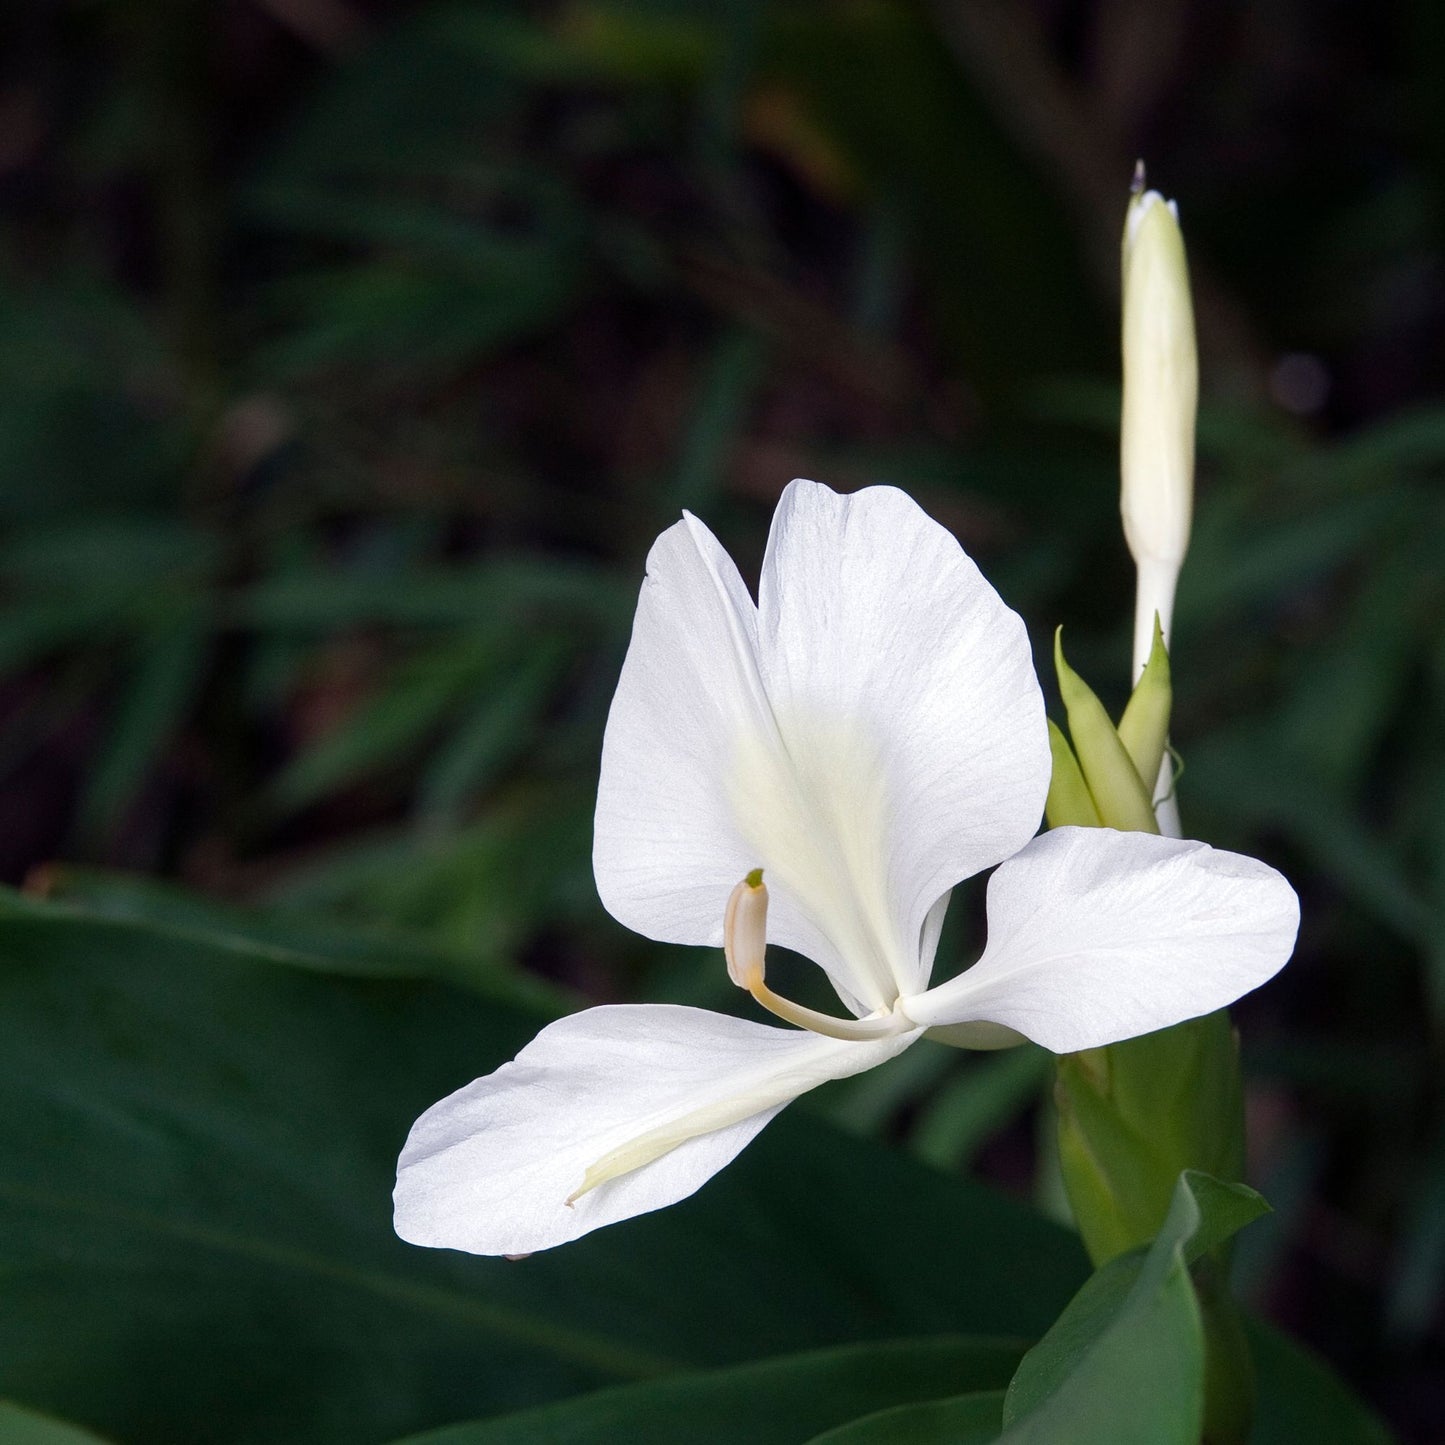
394,480,1298,1257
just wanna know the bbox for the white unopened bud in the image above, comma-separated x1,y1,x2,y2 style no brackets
1121,166,1197,683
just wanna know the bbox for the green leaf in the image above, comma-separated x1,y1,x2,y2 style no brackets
1293,403,1445,487
75,611,210,844
813,1036,956,1136
0,288,182,524
1052,630,1158,834
0,597,128,675
667,327,770,516
555,6,717,84
997,1172,1268,1445
19,870,567,1012
250,9,541,184
0,891,1088,1444
268,634,500,815
1116,623,1172,794
0,522,215,673
0,519,214,596
909,1046,1051,1172
1186,733,1434,948
0,1402,116,1444
237,560,629,633
257,787,598,960
1179,488,1405,630
1248,1320,1397,1445
1056,1011,1247,1265
761,4,1104,386
386,1339,1024,1445
1043,719,1100,829
1271,537,1428,794
258,255,581,381
803,1389,1005,1444
1386,1121,1445,1340
415,639,572,831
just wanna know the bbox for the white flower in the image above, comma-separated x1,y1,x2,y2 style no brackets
1120,179,1197,682
394,481,1297,1256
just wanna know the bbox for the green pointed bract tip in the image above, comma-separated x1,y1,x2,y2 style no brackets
1045,720,1102,829
1117,615,1172,791
1052,628,1159,835
745,867,764,888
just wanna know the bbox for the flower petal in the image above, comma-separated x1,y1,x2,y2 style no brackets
593,513,772,954
394,1004,917,1255
752,481,1050,997
594,480,1049,1013
901,827,1299,1052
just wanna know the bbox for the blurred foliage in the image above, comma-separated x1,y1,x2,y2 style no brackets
0,0,1441,1439
0,888,1393,1445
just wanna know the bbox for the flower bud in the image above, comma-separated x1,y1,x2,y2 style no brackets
1120,169,1197,682
1116,617,1172,793
1053,629,1159,836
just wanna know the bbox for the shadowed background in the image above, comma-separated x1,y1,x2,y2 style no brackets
0,1,1441,1440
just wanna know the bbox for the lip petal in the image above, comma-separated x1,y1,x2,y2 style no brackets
393,1003,918,1256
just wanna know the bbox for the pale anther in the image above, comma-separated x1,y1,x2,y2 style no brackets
722,870,907,1043
723,870,768,988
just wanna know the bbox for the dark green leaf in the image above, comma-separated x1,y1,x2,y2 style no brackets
257,257,581,381
257,789,596,960
1248,1320,1397,1445
909,1046,1051,1171
386,1339,1023,1445
0,1402,116,1444
236,561,629,633
816,1037,956,1137
803,1388,1005,1444
1179,488,1405,630
763,5,1105,386
998,1172,1268,1444
0,894,1087,1444
1187,733,1434,948
667,327,769,516
268,634,500,815
4,875,566,1010
416,639,572,831
76,613,211,843
251,9,537,183
0,520,215,596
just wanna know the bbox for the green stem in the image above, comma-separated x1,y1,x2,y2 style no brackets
1195,1255,1255,1445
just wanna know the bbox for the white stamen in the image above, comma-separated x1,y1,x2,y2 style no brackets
723,870,767,987
722,871,907,1043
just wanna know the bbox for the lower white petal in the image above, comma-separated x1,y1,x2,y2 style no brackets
394,1003,918,1255
901,827,1299,1053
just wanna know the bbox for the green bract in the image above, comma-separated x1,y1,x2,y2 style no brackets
1048,629,1163,834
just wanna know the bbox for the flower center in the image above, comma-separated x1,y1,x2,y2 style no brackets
724,872,909,1041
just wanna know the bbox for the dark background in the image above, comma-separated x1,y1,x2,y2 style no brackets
0,1,1441,1439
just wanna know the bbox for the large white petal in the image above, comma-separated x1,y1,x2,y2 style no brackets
752,481,1049,998
593,514,772,954
594,481,1049,1013
901,827,1299,1052
394,1004,917,1256
594,504,888,1013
